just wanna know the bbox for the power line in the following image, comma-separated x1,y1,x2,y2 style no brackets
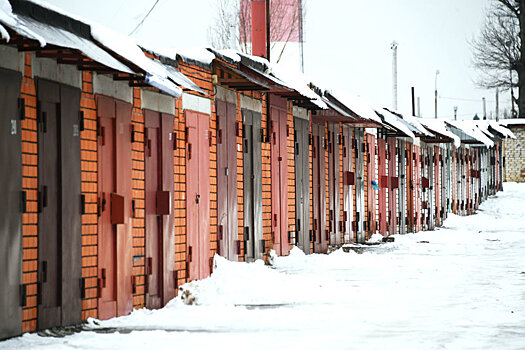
439,96,494,103
129,0,161,36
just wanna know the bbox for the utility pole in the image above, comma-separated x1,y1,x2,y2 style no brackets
298,0,304,73
434,70,440,118
411,87,415,116
391,41,398,110
495,88,499,121
482,97,486,120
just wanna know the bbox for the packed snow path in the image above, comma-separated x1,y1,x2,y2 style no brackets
2,183,525,350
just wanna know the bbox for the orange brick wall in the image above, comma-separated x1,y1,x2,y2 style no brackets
338,124,344,244
308,120,313,253
261,95,272,254
363,132,369,239
21,52,38,333
324,123,329,243
131,88,145,308
79,71,98,320
173,96,187,287
287,104,296,249
352,128,357,242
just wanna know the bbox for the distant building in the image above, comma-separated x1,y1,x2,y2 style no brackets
240,0,303,68
501,119,525,182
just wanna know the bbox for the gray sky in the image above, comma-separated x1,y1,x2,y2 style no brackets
44,0,513,120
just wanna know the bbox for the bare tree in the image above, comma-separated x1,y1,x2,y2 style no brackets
207,0,306,64
472,0,525,118
207,0,242,51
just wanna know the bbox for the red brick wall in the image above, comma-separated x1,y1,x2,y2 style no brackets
21,53,38,333
287,103,296,250
338,124,344,244
261,95,272,254
79,71,98,320
131,88,145,308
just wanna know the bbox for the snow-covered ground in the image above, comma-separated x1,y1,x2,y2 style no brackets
2,183,525,349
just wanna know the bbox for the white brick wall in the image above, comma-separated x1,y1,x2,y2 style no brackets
504,126,525,182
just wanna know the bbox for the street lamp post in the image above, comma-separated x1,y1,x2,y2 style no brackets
435,70,440,118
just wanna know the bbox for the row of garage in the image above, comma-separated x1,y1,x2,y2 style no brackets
0,0,513,340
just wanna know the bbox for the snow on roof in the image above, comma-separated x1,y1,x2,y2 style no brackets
0,0,12,41
326,89,382,123
146,46,216,66
268,61,327,109
471,120,495,139
0,22,8,40
419,119,461,148
0,0,46,46
499,118,525,126
215,48,242,63
397,113,433,136
488,121,516,139
5,0,202,96
446,120,494,147
375,108,416,141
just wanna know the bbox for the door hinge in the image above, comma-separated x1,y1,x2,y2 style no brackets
18,98,25,121
20,190,27,214
218,225,224,240
79,110,85,132
80,277,86,299
20,284,27,307
80,194,86,215
36,282,42,305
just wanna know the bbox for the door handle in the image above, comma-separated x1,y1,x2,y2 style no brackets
101,268,106,288
196,194,200,204
273,214,278,227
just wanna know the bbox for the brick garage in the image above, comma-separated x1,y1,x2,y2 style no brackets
503,122,525,182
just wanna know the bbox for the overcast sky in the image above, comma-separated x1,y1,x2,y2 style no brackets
44,0,513,120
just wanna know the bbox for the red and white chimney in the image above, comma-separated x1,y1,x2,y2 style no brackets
250,0,268,59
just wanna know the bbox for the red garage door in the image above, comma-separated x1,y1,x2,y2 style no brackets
97,95,133,320
144,110,175,308
186,110,210,281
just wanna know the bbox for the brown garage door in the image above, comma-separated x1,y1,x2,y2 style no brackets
0,68,23,340
243,109,263,261
294,117,310,253
312,121,327,253
216,100,238,261
37,79,82,330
